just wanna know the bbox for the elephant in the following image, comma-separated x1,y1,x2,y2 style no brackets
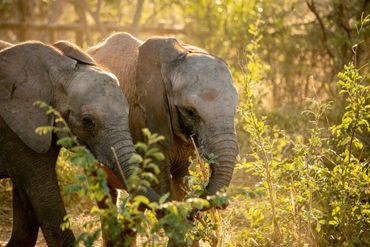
0,40,159,246
87,32,239,202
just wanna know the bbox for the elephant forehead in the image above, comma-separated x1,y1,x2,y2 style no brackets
173,55,234,91
81,101,128,117
200,88,218,101
69,69,128,106
186,83,237,105
186,91,237,116
184,55,231,78
70,70,118,94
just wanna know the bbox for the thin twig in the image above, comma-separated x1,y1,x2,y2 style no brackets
190,135,208,180
111,146,129,192
210,208,222,247
305,0,335,60
190,135,203,164
195,212,218,247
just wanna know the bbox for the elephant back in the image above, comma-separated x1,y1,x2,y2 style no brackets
87,32,141,106
0,40,13,51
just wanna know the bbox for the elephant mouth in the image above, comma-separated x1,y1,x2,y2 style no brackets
195,137,219,164
198,144,208,157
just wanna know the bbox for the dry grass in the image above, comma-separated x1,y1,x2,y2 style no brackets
0,195,103,247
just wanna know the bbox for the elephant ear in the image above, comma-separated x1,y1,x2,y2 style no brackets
136,37,188,147
0,42,74,153
54,40,96,65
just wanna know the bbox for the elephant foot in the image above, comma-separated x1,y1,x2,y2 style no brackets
6,237,38,247
7,183,39,247
41,226,75,247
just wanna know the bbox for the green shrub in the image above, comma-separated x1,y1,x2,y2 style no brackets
232,13,370,247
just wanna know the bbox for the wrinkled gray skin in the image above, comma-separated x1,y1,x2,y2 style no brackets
0,41,158,246
88,33,239,201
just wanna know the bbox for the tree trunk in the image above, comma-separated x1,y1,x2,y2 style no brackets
130,0,145,36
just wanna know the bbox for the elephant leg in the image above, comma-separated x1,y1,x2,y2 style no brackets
7,183,39,247
171,163,190,201
171,177,188,201
9,157,75,247
153,159,172,197
28,173,75,247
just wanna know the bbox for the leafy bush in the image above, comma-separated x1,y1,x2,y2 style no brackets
232,13,370,247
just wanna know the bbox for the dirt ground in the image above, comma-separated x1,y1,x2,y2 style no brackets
0,222,47,247
0,206,48,247
0,202,102,247
0,173,249,246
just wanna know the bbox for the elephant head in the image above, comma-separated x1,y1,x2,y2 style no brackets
0,41,159,201
136,37,239,197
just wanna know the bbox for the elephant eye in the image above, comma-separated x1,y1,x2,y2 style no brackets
177,106,199,136
81,115,96,130
183,107,196,118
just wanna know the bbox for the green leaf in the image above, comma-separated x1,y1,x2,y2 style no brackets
57,137,76,148
129,153,143,164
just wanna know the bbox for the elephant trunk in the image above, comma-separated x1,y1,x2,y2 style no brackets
100,129,161,202
201,130,238,198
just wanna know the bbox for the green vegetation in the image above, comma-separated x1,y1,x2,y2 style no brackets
232,14,370,246
0,1,369,246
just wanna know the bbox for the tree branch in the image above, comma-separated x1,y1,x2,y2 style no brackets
130,0,145,36
305,0,335,60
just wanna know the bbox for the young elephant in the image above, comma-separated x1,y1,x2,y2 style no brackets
88,33,239,201
0,41,159,246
